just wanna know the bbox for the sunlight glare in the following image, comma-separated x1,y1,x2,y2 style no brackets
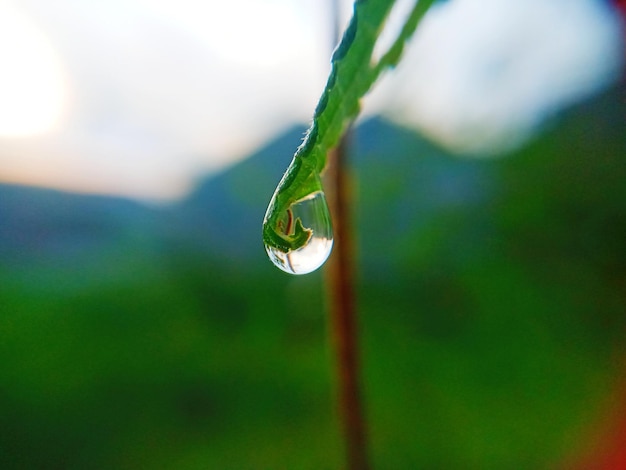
0,5,67,138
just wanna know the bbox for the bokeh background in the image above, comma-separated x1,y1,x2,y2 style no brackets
0,0,625,468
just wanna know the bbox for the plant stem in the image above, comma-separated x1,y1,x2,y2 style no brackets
325,132,369,470
324,2,368,468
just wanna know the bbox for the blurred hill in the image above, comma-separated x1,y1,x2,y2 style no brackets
0,83,624,469
0,115,495,277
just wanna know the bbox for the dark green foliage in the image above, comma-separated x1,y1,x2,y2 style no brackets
0,85,624,468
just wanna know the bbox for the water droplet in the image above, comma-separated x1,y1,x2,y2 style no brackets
263,191,333,275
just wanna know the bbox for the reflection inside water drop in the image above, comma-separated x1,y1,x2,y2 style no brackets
264,191,333,275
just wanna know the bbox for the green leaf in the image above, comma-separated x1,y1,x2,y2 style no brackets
263,0,436,253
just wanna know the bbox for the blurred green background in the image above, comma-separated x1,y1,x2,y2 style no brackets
1,80,624,469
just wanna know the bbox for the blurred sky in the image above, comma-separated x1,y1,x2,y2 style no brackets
0,0,623,201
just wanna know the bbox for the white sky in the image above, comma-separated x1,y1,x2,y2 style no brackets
0,0,622,201
371,0,624,154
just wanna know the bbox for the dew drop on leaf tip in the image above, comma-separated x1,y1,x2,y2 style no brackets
264,191,334,275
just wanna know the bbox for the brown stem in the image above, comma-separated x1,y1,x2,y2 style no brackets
324,131,369,470
323,2,369,468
